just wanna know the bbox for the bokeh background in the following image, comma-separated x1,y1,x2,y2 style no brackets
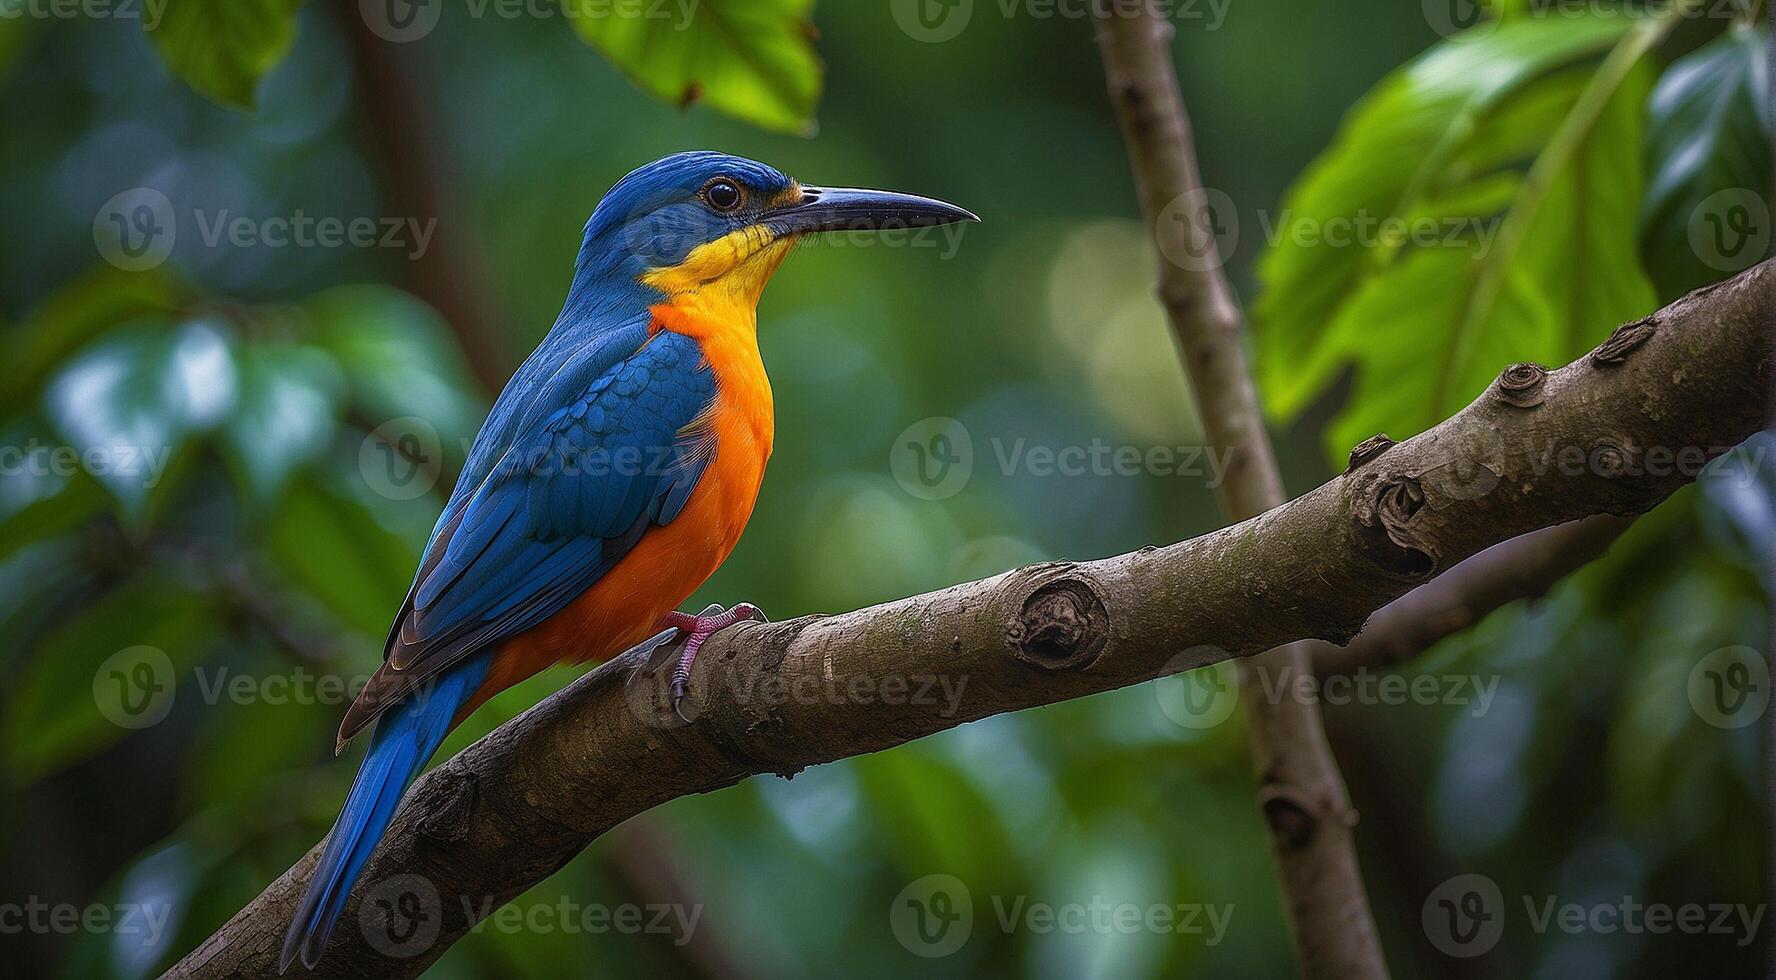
1,0,1771,977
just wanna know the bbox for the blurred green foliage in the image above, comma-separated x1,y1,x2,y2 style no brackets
0,2,1769,979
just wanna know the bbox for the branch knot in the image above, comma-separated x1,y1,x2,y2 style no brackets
1257,786,1319,849
1345,433,1396,472
1591,316,1658,365
1354,475,1434,579
415,770,478,845
1494,363,1548,408
1590,438,1635,479
1006,574,1110,671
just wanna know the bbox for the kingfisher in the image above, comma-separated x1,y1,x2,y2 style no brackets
280,151,976,971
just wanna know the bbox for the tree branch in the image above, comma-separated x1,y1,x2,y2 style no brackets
170,261,1774,978
1089,3,1387,974
1310,514,1634,676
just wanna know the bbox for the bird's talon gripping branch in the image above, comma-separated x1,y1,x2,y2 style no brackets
660,602,767,720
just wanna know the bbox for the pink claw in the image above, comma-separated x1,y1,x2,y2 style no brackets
658,602,766,721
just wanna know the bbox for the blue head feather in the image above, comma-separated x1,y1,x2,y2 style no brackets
563,151,795,318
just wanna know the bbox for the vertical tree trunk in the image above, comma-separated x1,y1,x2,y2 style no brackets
1090,3,1389,976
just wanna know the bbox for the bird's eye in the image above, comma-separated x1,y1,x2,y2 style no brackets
702,178,744,213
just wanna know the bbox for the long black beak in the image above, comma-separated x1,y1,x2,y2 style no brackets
762,186,979,235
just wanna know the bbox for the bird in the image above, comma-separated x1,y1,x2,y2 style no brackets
279,151,977,972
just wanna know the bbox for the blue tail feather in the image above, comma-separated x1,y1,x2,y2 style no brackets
280,653,490,973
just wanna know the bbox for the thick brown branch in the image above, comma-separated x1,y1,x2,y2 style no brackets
1090,2,1387,974
169,262,1774,978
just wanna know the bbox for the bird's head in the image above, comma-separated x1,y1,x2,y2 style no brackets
573,151,977,313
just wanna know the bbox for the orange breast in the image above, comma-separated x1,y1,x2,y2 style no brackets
464,310,774,717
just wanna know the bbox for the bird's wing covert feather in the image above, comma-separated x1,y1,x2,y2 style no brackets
339,328,717,742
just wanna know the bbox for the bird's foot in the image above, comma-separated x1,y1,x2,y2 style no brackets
656,602,767,722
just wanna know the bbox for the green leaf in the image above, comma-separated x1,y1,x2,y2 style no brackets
144,0,305,110
266,475,420,639
0,266,188,414
180,681,329,812
1639,25,1772,301
0,0,42,84
220,342,345,507
305,285,485,450
43,318,238,520
853,748,1017,892
0,439,108,565
1255,16,1661,459
5,575,217,782
564,0,822,135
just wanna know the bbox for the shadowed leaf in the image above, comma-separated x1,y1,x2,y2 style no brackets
145,0,305,109
1639,24,1771,301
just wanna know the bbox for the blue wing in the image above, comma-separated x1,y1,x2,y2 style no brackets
338,326,717,741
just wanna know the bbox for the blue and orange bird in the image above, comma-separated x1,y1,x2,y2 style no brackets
279,152,976,971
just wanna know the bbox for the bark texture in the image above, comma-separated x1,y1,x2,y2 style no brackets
170,261,1775,978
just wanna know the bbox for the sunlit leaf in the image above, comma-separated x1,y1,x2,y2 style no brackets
0,266,188,414
144,0,305,110
1639,24,1771,300
854,748,1016,891
1254,17,1658,457
564,0,822,135
43,318,238,520
220,342,344,507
